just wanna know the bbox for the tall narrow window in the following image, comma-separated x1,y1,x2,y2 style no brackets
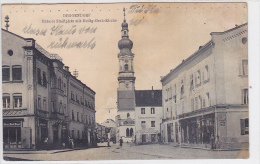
190,74,194,90
89,116,91,125
181,79,184,95
151,108,155,114
130,128,133,137
204,65,209,81
77,112,79,121
58,78,61,89
12,65,22,81
240,118,249,135
86,115,88,124
141,108,145,114
64,84,66,95
37,68,41,84
196,70,201,86
126,128,129,137
59,100,62,113
242,89,248,104
3,93,10,108
13,93,22,108
195,97,198,110
43,72,47,87
242,60,248,76
43,98,46,111
206,92,210,107
2,66,10,81
72,110,75,121
191,98,194,111
52,101,55,112
51,77,54,88
38,96,41,109
124,64,128,71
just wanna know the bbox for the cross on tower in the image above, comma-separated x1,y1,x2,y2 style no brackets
123,8,126,22
5,15,9,31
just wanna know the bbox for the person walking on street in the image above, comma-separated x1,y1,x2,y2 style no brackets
107,138,111,147
119,137,123,147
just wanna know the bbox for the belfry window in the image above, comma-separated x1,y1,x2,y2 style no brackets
124,64,128,71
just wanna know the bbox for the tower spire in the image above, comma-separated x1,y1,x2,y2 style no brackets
5,15,9,31
123,8,126,22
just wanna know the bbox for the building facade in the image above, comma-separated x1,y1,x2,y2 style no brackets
135,90,163,144
160,23,248,150
2,28,96,149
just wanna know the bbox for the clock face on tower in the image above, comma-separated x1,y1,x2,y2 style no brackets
125,83,129,88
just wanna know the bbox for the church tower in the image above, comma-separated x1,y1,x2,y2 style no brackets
116,8,136,142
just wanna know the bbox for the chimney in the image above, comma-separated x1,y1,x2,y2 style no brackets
65,66,69,72
73,69,78,77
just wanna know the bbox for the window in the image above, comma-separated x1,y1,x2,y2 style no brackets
42,72,47,87
204,65,209,81
141,108,145,114
38,96,41,109
52,101,55,112
8,50,13,56
92,117,94,125
151,108,155,114
151,121,155,127
13,93,22,108
195,97,198,110
206,92,210,107
64,104,66,114
77,112,79,121
86,115,88,124
240,118,249,135
12,65,22,81
64,84,66,95
72,110,75,121
141,121,146,128
58,78,61,89
130,128,133,137
126,128,129,137
181,79,184,95
242,60,248,76
37,68,41,84
2,66,10,81
191,98,194,111
3,93,10,108
59,100,62,113
198,95,202,109
190,74,194,90
195,70,201,86
124,64,128,71
51,77,54,88
242,89,248,104
43,98,47,111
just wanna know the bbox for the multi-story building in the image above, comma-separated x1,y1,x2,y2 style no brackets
135,90,162,144
160,23,248,150
2,28,96,149
96,123,106,142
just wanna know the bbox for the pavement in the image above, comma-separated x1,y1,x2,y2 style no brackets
3,142,249,161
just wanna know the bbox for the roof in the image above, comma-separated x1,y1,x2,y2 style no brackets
135,90,162,107
161,23,248,83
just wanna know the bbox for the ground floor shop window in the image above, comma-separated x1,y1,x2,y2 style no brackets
241,118,249,135
3,127,21,149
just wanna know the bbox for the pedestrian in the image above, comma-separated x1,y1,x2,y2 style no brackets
107,138,110,147
210,134,215,150
43,138,49,150
119,137,123,147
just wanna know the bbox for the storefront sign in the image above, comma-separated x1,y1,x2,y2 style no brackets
39,123,47,127
62,125,67,130
4,122,21,127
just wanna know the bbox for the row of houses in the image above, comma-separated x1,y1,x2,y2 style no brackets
2,28,96,149
115,11,248,149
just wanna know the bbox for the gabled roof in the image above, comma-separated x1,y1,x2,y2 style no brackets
135,90,162,107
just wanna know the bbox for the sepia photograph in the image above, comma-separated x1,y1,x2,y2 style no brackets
0,1,255,162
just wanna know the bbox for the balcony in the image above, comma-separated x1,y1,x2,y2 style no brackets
50,112,65,120
3,109,27,117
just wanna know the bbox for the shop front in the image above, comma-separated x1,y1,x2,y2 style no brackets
3,119,31,149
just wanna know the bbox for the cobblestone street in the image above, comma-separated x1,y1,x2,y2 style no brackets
3,142,248,161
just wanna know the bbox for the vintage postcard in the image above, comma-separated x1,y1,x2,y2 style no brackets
1,2,250,162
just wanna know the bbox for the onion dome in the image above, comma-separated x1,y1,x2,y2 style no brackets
118,38,133,50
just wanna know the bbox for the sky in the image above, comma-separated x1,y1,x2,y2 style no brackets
1,3,247,123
